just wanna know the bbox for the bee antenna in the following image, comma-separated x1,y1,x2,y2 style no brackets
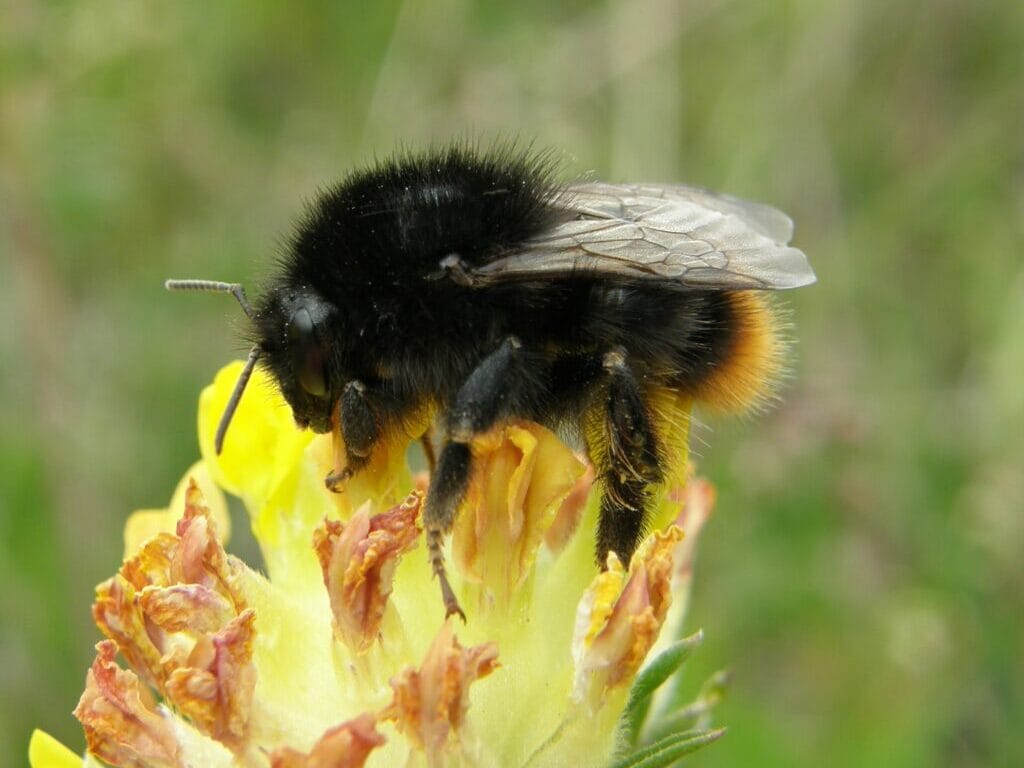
165,279,256,320
216,344,261,454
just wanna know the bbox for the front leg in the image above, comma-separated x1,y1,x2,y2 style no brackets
325,380,381,491
424,337,545,619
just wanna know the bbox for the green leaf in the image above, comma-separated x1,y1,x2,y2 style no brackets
621,631,704,742
645,668,732,742
608,728,726,768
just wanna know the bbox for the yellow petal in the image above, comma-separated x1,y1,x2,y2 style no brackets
198,361,313,514
544,461,595,554
452,422,584,609
29,730,81,768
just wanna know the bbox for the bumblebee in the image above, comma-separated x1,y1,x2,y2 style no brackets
168,144,815,619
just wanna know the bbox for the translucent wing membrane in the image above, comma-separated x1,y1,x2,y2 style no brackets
474,182,816,290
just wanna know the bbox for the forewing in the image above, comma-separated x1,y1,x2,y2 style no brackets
474,182,816,290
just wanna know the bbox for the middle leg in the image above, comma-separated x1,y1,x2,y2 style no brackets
423,336,548,618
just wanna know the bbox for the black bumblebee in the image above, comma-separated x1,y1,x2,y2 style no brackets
168,144,814,618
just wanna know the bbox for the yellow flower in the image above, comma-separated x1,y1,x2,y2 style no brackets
34,361,723,768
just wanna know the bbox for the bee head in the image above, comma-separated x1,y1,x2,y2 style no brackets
165,278,348,453
254,286,338,435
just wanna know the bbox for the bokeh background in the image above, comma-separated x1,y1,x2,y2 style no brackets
2,1,1022,765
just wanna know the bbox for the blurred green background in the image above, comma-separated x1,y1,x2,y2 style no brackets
2,1,1022,765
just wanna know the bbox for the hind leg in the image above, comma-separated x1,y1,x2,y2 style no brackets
593,348,664,569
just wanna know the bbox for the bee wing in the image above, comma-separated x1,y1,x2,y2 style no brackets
475,182,816,290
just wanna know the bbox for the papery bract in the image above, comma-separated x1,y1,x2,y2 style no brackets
384,623,499,766
73,640,184,768
573,526,684,708
164,610,257,753
86,482,258,760
269,714,385,768
313,492,422,654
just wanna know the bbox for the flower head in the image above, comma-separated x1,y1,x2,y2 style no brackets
35,361,724,768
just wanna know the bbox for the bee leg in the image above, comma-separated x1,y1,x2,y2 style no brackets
596,347,663,569
340,380,380,458
424,336,539,619
426,442,472,621
325,380,380,492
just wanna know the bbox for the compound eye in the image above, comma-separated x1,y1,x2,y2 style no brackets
288,307,328,397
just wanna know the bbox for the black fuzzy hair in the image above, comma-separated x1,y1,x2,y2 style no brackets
248,143,567,430
286,142,561,302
